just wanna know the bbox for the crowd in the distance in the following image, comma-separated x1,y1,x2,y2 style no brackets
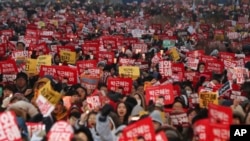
0,0,250,141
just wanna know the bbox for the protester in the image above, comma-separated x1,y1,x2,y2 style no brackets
0,0,249,141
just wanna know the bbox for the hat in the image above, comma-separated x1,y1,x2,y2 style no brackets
16,72,28,81
131,105,144,117
150,110,163,125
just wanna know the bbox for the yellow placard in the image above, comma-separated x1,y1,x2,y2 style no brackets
169,47,180,62
119,66,140,80
25,58,37,74
199,91,218,108
38,81,51,95
59,50,76,65
37,55,52,70
44,89,61,105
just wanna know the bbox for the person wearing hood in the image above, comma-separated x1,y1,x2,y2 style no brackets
96,104,117,141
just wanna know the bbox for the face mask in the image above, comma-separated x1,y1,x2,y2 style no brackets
137,100,141,106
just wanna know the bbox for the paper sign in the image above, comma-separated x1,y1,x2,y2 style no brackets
169,112,189,127
122,117,156,141
187,57,199,70
26,122,45,139
36,94,55,117
76,60,97,75
199,91,218,108
209,124,230,141
159,60,172,78
59,50,76,64
0,111,22,141
80,74,99,90
37,55,52,71
119,66,140,80
218,81,231,96
208,104,232,125
25,58,37,74
0,59,18,74
86,95,101,110
193,119,210,141
169,47,180,61
163,40,175,49
145,84,174,105
107,77,133,94
47,121,74,141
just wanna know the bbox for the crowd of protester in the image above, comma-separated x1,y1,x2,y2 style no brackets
0,0,249,141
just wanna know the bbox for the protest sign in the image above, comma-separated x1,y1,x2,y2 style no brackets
169,112,189,127
86,95,101,110
186,57,199,70
159,60,172,78
193,119,210,141
107,77,133,94
208,104,232,125
47,121,74,141
37,55,52,71
0,111,22,141
76,60,97,75
0,59,18,74
25,58,37,74
121,117,156,141
199,91,218,108
209,123,230,141
80,74,99,90
168,47,180,62
119,66,140,80
145,84,174,105
59,50,76,65
132,43,147,53
26,122,45,139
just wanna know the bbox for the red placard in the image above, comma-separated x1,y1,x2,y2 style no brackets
47,121,74,141
186,50,204,59
82,41,100,56
76,60,97,75
86,95,101,110
26,28,40,37
186,57,199,70
219,52,235,61
121,117,156,141
193,119,210,141
102,36,117,51
169,112,189,127
209,124,230,141
132,43,148,53
0,29,14,37
97,51,115,64
119,38,138,45
145,84,174,105
0,59,18,74
29,42,50,54
40,65,78,84
107,77,133,94
134,61,149,71
24,36,39,46
208,103,232,125
206,61,224,74
119,58,135,66
82,67,102,78
0,111,22,141
56,45,75,53
200,55,217,63
159,60,172,78
40,30,54,38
